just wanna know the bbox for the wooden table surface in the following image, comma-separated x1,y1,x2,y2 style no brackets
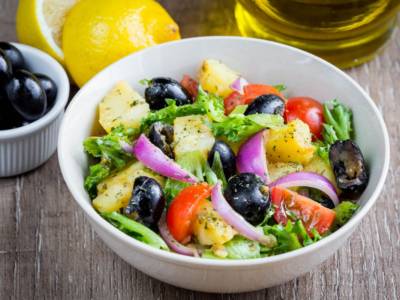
1,1,399,299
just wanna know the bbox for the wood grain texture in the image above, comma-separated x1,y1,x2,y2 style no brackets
0,0,399,299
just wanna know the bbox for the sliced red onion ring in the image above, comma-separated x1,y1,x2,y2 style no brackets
211,182,276,247
236,130,270,184
230,77,248,94
159,217,199,257
269,171,339,207
133,134,197,183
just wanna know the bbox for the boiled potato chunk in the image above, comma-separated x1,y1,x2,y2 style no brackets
268,162,303,182
266,119,315,165
198,59,239,98
304,155,339,192
93,162,164,213
99,81,149,133
173,115,215,159
192,201,236,246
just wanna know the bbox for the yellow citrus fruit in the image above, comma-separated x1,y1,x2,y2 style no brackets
16,0,79,63
62,0,181,87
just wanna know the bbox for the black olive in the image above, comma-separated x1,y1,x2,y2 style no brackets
145,77,191,110
5,70,47,121
244,94,285,116
208,140,236,179
0,42,25,70
224,173,270,225
0,89,23,129
148,122,174,158
329,140,369,198
35,73,57,111
124,176,165,229
0,49,12,84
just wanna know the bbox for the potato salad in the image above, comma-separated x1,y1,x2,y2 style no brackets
83,59,368,259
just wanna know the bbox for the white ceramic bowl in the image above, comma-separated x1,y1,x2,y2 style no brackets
0,43,69,177
58,37,390,293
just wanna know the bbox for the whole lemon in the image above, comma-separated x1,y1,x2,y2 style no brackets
62,0,180,86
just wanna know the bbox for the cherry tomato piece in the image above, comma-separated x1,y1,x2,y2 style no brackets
166,183,212,242
271,186,336,235
242,84,284,104
224,91,243,115
180,75,198,99
285,97,324,140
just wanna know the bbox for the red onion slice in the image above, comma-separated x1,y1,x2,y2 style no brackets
211,182,276,246
236,130,270,184
230,77,248,94
269,171,339,206
159,217,199,257
133,134,197,183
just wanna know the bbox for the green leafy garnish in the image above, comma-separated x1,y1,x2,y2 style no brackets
141,86,225,130
139,78,152,86
229,104,248,116
201,236,261,259
101,212,169,250
164,151,217,204
333,201,359,228
224,236,261,259
84,163,111,199
262,220,320,255
273,84,286,92
316,100,353,161
212,113,284,142
83,126,137,198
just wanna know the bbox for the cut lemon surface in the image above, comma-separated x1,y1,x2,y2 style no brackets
16,0,79,63
62,0,181,87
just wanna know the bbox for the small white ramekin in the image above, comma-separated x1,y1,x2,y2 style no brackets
0,43,69,177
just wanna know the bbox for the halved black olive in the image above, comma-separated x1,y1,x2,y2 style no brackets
224,173,270,225
145,77,191,110
0,42,25,70
244,94,285,116
5,70,47,121
124,176,165,229
0,49,12,84
148,122,174,158
208,140,236,180
329,140,369,198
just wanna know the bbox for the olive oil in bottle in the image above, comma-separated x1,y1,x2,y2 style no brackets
235,0,400,67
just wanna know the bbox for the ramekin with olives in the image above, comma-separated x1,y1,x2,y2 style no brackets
0,42,69,177
0,42,58,130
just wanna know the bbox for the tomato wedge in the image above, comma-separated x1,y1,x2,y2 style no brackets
271,186,336,235
285,97,324,140
166,183,211,242
223,84,284,114
180,75,198,99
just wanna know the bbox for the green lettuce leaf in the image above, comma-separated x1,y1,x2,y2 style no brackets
316,100,353,161
101,212,169,250
212,113,284,142
224,236,261,259
141,86,225,130
83,125,137,198
333,201,359,227
164,151,217,205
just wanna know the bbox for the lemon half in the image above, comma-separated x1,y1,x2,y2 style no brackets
16,0,78,63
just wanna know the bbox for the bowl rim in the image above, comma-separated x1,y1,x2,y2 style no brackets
58,36,390,267
0,43,70,140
